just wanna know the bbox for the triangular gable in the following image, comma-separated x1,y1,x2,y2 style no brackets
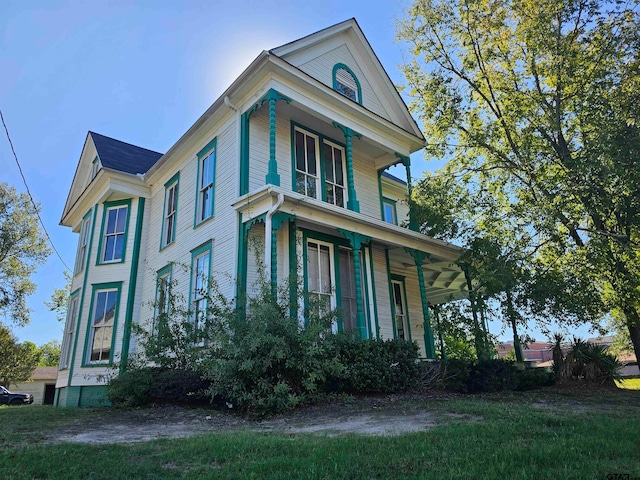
270,18,424,141
61,132,163,225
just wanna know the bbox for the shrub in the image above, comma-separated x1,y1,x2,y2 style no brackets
107,367,209,407
467,360,518,393
554,337,622,384
332,337,421,394
514,368,555,391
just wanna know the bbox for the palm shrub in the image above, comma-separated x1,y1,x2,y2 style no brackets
554,337,621,384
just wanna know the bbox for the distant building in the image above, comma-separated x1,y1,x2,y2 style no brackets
12,366,58,405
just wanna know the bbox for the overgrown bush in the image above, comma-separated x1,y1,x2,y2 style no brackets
331,337,421,394
554,337,621,384
514,368,555,391
107,367,209,407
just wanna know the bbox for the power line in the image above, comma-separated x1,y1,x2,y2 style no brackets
0,108,72,273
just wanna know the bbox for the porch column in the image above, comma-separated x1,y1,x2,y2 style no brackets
260,89,292,186
395,153,418,232
405,247,436,359
270,212,295,297
338,228,371,340
333,122,362,213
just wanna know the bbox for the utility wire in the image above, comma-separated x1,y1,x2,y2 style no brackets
0,108,72,273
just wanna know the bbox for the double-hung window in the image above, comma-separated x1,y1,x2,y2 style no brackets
161,173,179,248
99,200,130,264
307,240,335,319
323,141,347,207
86,283,121,364
60,292,80,369
74,212,92,275
191,242,211,332
154,265,172,333
382,198,398,225
391,277,410,340
294,128,320,199
196,139,216,225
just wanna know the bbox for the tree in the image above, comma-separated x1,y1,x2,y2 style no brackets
0,324,39,388
37,340,61,366
45,271,72,323
0,183,51,326
398,0,640,361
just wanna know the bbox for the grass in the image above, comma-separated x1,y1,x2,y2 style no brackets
1,386,639,479
616,377,640,390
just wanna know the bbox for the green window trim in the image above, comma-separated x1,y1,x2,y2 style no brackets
189,240,213,330
59,289,81,370
290,122,347,206
96,199,131,266
382,197,398,225
332,63,362,104
74,209,93,275
390,274,412,342
194,137,217,228
160,172,180,251
153,264,173,333
81,281,123,367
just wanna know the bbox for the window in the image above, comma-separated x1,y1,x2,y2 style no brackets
86,284,121,364
391,278,410,340
307,240,335,320
338,247,366,336
161,173,179,249
91,157,100,180
154,265,172,333
332,64,362,104
195,138,216,225
60,292,80,369
382,198,398,225
294,128,320,199
293,125,347,208
323,141,347,207
98,200,130,264
74,212,92,275
191,243,211,331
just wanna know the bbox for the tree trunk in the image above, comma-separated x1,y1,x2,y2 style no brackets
623,305,640,366
506,290,524,363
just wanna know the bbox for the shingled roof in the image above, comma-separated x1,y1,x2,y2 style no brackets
90,131,163,176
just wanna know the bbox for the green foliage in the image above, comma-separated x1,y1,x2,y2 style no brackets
398,0,640,365
554,337,622,384
432,300,480,361
514,368,556,391
332,337,421,394
45,271,71,323
0,183,51,326
0,324,39,387
107,367,209,408
37,340,60,366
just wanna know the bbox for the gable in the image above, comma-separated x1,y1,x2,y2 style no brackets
270,19,424,140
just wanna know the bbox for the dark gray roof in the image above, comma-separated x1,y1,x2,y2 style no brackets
90,131,163,175
381,170,407,186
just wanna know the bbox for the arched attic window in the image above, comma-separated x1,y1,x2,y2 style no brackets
332,63,362,104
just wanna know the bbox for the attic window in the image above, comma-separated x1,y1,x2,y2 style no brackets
91,157,100,179
332,64,361,104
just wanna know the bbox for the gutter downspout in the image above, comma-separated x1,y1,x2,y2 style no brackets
225,96,241,300
265,191,285,294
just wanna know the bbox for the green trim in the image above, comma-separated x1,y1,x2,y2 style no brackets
194,138,217,228
395,153,418,231
67,205,98,387
152,263,173,333
59,288,81,371
74,209,93,275
384,248,398,339
405,247,436,358
260,89,291,186
332,122,362,213
81,281,123,367
332,63,362,104
188,240,213,324
361,246,373,340
160,172,180,251
367,243,380,339
288,219,298,320
382,197,398,225
377,170,385,221
120,198,145,372
390,274,412,342
337,229,370,340
236,213,247,319
96,199,132,266
240,104,260,196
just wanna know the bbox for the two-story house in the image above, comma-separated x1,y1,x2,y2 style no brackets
55,18,467,407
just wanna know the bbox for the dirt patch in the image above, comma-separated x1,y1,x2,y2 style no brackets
47,395,477,444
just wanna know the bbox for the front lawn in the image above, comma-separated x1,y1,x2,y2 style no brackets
0,386,638,479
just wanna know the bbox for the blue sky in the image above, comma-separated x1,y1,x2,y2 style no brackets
1,0,596,347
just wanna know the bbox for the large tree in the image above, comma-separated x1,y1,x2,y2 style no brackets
0,183,50,326
398,0,640,361
0,325,39,388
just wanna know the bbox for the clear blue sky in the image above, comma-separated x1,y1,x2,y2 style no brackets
1,0,596,347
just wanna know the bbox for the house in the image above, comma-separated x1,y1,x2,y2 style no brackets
12,366,58,405
55,19,467,407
